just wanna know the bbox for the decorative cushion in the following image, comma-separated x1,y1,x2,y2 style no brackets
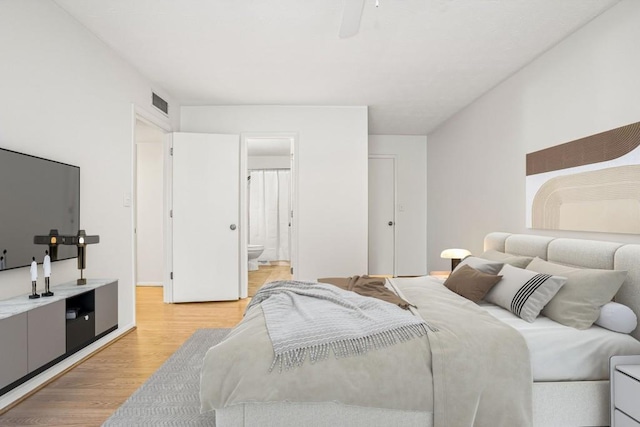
443,265,502,303
594,302,638,334
484,264,566,322
526,257,628,329
454,256,503,276
480,249,534,269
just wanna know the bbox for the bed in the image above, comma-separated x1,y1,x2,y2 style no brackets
203,232,640,426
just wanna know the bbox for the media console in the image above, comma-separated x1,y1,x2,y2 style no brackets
0,279,118,396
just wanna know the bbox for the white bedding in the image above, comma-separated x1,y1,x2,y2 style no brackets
403,276,640,382
203,278,533,426
479,301,640,381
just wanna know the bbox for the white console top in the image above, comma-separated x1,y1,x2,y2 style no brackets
0,279,117,320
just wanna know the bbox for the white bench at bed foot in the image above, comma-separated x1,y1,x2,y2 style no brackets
214,381,609,427
215,403,432,427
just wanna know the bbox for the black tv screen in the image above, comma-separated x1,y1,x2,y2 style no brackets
0,147,80,270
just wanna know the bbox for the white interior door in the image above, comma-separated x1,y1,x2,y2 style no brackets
368,156,395,275
172,132,240,302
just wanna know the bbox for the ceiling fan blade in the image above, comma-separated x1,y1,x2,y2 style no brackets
339,0,365,38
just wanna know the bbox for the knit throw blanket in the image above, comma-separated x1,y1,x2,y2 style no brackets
246,280,435,371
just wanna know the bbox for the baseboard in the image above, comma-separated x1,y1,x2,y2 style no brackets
136,282,163,287
0,322,136,413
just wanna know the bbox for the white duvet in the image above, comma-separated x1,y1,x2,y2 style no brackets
479,302,640,381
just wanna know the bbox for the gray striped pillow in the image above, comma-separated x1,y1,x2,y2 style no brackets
484,264,567,322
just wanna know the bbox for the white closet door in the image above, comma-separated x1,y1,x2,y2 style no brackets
172,132,240,302
368,157,395,275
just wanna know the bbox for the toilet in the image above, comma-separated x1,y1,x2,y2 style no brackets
248,244,264,271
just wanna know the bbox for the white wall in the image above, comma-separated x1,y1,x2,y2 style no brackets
426,0,640,270
248,156,290,170
369,135,427,276
0,1,178,324
181,106,368,280
136,140,164,285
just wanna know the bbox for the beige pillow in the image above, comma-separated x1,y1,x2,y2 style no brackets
443,264,502,303
526,257,628,329
480,249,533,269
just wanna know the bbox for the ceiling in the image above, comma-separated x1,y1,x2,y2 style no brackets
54,0,619,135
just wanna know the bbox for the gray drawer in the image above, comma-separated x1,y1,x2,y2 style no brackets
614,371,640,423
0,313,28,390
615,409,640,427
27,299,66,372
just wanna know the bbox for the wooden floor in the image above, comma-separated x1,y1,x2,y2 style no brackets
0,287,248,426
248,261,292,296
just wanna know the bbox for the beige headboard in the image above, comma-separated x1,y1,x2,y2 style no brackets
484,232,640,341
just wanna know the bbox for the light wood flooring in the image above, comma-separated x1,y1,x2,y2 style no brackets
248,261,292,296
0,287,248,426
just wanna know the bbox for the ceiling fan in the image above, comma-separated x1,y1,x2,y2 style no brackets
339,0,367,38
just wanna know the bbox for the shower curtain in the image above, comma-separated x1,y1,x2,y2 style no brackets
249,169,290,262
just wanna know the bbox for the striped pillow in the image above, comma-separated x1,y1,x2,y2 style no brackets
484,264,566,322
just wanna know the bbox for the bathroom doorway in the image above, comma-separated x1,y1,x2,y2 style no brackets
245,135,295,296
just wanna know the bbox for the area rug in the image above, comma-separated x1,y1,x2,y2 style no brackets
102,328,230,426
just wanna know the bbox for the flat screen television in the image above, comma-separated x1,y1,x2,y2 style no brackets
0,147,80,270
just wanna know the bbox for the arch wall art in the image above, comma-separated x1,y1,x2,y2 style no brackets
526,121,640,234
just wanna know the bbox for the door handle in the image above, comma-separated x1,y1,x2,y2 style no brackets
230,224,237,230
388,221,394,226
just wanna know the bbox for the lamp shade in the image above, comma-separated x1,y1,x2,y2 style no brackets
441,248,471,271
440,248,471,260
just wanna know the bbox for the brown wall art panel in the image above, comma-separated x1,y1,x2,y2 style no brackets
526,121,640,234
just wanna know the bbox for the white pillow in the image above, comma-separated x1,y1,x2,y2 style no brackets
454,256,503,276
594,302,638,334
484,264,566,322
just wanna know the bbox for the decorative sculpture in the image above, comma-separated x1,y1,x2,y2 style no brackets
29,257,40,299
42,250,53,296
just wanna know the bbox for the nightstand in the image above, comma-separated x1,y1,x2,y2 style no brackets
610,355,640,426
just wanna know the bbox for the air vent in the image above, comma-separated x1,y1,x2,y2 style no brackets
152,92,169,116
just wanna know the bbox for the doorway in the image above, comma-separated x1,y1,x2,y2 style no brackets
134,117,167,288
245,136,295,296
368,155,396,276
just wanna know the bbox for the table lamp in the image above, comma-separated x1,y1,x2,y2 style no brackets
73,230,100,285
33,229,62,261
34,229,99,285
440,248,471,271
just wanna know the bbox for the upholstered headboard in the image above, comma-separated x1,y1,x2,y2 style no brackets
484,232,640,341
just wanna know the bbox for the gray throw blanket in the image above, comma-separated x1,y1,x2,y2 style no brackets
247,280,434,371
